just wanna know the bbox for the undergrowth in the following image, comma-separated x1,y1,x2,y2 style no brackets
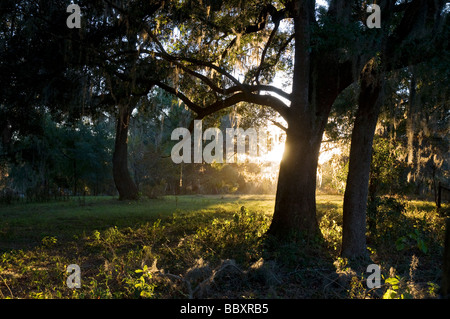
0,198,448,299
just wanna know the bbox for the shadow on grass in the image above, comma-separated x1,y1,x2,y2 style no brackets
0,195,266,251
0,200,343,299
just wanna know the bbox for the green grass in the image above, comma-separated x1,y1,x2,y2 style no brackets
0,194,342,250
0,195,276,250
0,195,447,299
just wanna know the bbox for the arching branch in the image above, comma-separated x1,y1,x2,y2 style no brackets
155,80,290,122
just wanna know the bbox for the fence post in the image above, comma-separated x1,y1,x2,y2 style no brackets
441,218,450,298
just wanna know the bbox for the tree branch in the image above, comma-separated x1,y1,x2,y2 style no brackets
148,33,248,92
155,78,290,121
254,20,280,84
198,92,290,120
154,81,203,115
270,119,288,131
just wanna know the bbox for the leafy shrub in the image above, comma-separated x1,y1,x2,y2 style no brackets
125,265,156,298
395,228,428,254
92,226,125,247
383,276,412,299
319,208,342,252
368,196,408,241
41,236,58,247
192,206,269,265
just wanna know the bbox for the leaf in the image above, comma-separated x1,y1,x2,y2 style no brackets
385,277,400,289
382,289,397,299
417,239,428,254
395,237,406,251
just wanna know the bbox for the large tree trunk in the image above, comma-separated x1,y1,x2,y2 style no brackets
113,104,139,200
268,126,321,239
406,67,416,166
341,59,384,258
406,67,417,183
267,0,358,240
267,0,321,239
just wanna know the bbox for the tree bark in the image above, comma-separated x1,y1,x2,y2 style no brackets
341,59,384,258
267,0,359,240
267,0,322,239
367,156,379,237
268,125,321,239
406,67,416,167
113,104,139,200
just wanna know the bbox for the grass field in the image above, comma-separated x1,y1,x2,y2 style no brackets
0,195,277,250
0,195,447,299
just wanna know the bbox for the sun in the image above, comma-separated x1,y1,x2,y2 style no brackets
231,120,286,181
256,122,286,180
262,139,285,164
